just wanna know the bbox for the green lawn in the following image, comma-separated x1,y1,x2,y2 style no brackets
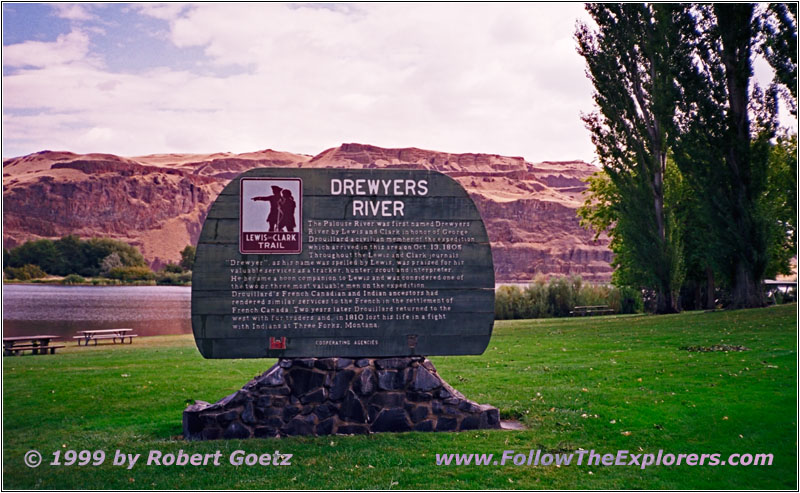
3,304,796,489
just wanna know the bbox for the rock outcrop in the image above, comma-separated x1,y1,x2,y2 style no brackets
183,357,500,439
3,144,612,280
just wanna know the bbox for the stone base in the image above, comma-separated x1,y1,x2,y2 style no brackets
183,356,500,440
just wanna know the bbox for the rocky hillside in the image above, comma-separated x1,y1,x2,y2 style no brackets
2,144,612,282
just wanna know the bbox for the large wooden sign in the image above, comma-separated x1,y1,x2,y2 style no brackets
191,168,494,358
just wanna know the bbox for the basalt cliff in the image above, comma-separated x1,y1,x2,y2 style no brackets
2,143,612,282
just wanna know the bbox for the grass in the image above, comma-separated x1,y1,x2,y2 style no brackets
3,304,796,489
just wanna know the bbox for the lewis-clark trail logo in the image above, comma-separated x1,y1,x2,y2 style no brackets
240,178,302,254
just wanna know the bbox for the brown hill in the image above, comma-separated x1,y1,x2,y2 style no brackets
2,144,612,282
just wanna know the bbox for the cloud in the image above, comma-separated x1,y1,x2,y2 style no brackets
3,30,91,68
4,4,600,161
133,3,191,21
53,4,97,21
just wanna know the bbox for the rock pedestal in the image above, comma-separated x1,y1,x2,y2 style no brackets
183,356,500,440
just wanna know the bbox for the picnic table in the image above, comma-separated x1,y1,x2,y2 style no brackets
3,335,64,356
74,328,138,346
570,305,614,316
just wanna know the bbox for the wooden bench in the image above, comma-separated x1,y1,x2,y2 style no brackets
74,329,138,346
3,335,63,356
73,334,138,345
5,344,66,355
570,305,615,316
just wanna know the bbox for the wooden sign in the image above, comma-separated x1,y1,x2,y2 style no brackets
191,168,495,358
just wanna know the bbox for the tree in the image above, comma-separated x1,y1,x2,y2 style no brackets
759,3,797,110
576,4,692,312
5,236,148,277
668,154,719,310
763,132,797,278
672,4,781,308
4,264,47,280
100,252,123,274
6,239,61,274
180,245,196,272
162,263,184,274
578,3,795,310
54,235,88,275
81,238,146,276
579,159,690,310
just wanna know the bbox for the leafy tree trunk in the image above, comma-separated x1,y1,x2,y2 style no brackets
716,4,766,308
576,4,687,314
732,262,763,308
656,287,678,314
672,4,781,310
706,266,715,310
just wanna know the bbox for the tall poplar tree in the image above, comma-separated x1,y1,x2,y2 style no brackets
672,4,779,308
760,3,797,107
576,4,693,313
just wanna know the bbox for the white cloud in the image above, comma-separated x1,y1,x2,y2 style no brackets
133,3,190,21
53,4,97,21
3,4,598,162
3,30,91,68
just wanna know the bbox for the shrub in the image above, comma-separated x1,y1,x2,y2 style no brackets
495,285,523,319
100,252,123,274
548,276,579,317
106,266,156,282
521,278,549,319
156,271,192,285
614,286,644,313
180,245,196,271
495,275,644,320
162,263,184,274
5,236,149,277
4,264,47,280
61,274,86,285
5,240,61,274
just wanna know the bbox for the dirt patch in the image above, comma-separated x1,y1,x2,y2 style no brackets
500,420,526,431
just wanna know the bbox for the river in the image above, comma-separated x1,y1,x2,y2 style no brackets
2,284,191,338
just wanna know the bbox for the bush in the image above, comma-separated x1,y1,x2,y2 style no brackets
156,271,192,285
180,245,196,271
83,238,147,276
495,275,643,320
4,264,47,280
615,286,644,313
548,276,579,317
6,240,61,274
162,263,184,274
106,266,156,282
61,274,86,285
521,277,549,319
5,236,148,277
495,285,523,319
100,252,123,274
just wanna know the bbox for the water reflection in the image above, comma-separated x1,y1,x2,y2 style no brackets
2,285,191,338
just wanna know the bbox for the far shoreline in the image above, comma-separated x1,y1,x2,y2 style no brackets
3,278,190,287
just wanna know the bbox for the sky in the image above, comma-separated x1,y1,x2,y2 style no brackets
1,3,793,162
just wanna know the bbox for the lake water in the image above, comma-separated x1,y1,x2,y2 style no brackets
2,285,191,338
